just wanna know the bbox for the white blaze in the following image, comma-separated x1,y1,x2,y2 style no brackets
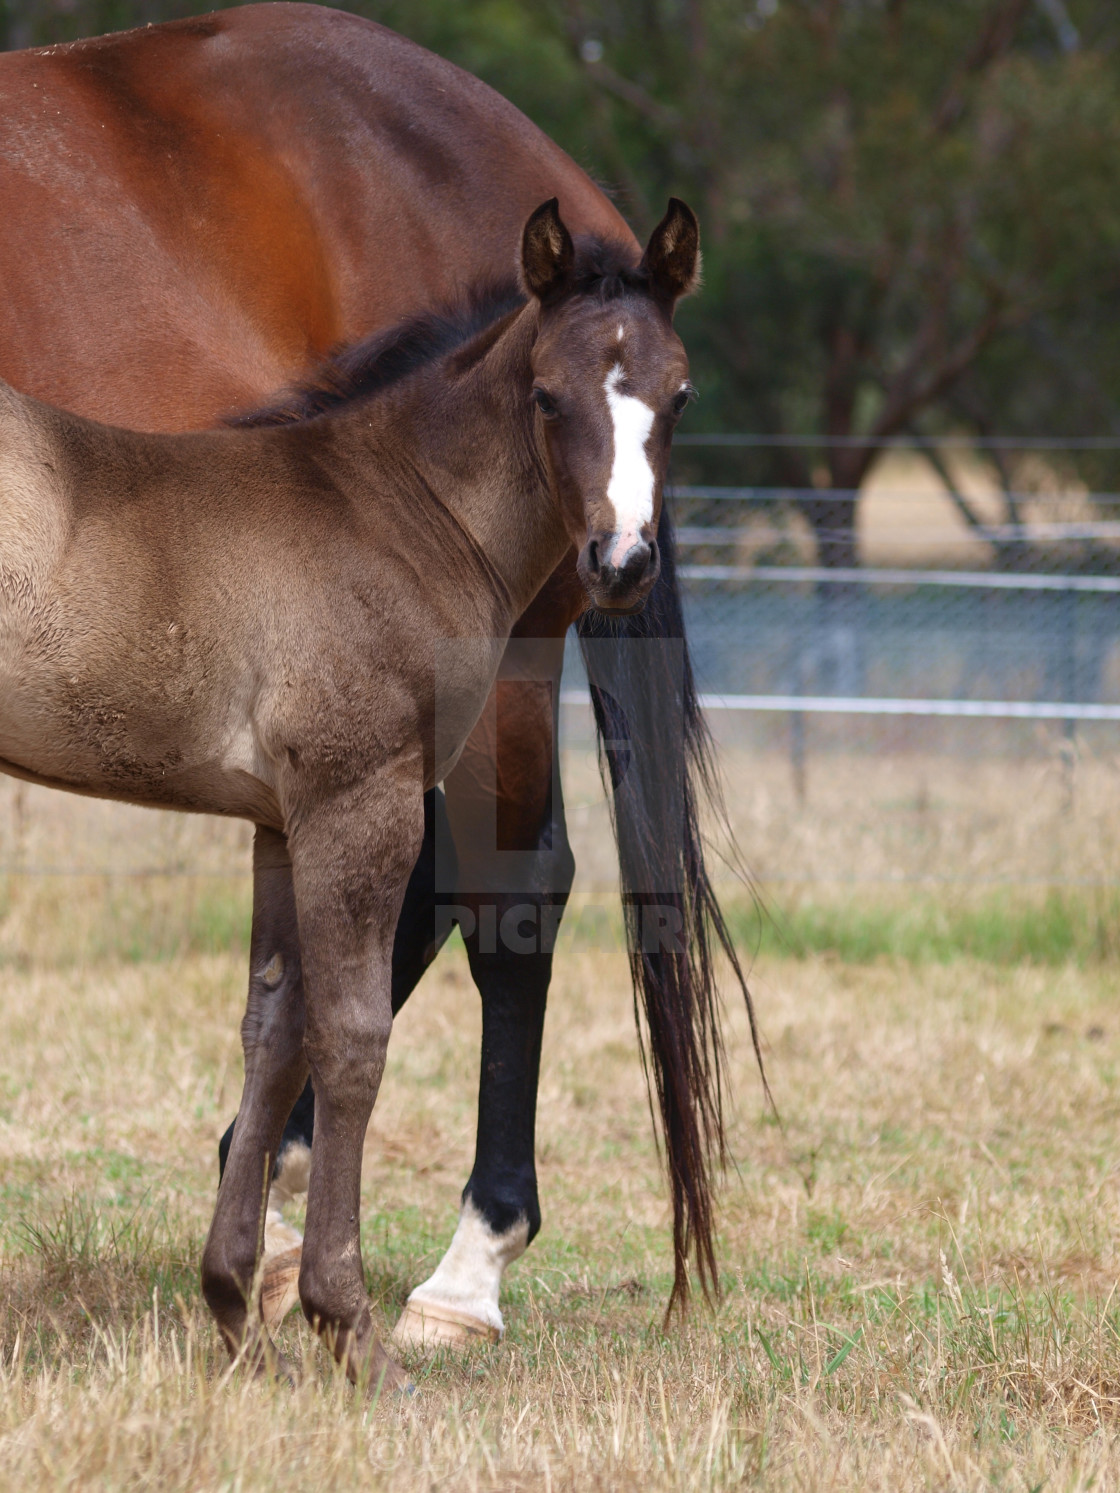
603,362,655,566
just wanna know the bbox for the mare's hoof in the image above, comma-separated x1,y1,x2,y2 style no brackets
391,1298,500,1350
261,1244,303,1329
260,1209,304,1328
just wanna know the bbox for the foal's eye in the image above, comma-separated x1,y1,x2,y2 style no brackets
532,388,559,419
671,385,696,417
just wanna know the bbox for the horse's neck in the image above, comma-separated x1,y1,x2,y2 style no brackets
401,305,566,623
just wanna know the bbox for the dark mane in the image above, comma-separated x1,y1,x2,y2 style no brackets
227,279,526,429
228,236,643,428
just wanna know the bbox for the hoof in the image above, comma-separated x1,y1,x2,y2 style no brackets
366,1342,414,1397
260,1209,303,1329
257,1342,298,1388
391,1298,500,1350
260,1244,302,1330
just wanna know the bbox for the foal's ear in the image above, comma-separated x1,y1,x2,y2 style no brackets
521,198,575,303
641,198,701,307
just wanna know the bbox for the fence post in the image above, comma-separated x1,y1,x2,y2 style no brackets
790,708,807,806
1060,584,1077,810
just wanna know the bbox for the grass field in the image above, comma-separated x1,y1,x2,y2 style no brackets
5,762,1120,1488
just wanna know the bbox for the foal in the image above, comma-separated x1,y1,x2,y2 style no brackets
0,198,699,1386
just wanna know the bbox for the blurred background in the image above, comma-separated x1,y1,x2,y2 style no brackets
5,0,1120,962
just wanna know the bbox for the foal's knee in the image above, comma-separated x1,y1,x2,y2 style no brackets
303,1005,393,1108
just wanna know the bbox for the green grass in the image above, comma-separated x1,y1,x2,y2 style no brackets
8,873,1120,970
8,940,1120,1486
6,1186,1120,1489
0,873,252,967
733,887,1120,966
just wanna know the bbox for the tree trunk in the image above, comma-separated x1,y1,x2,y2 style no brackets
799,491,859,571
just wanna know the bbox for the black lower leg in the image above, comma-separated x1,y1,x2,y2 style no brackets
460,892,567,1242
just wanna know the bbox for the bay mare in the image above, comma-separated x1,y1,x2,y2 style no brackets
0,4,763,1348
0,203,700,1385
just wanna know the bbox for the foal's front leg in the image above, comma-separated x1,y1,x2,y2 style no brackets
289,779,423,1389
216,788,459,1329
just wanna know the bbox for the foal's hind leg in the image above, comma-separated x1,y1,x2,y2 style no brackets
218,1079,310,1331
201,826,310,1367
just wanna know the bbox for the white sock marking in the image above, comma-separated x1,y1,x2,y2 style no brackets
270,1139,311,1207
404,1199,529,1335
604,363,655,565
263,1207,303,1258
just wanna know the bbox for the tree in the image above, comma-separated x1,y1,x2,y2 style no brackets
513,0,1120,570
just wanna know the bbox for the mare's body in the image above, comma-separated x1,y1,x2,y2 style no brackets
0,4,628,427
0,205,697,1386
0,6,753,1346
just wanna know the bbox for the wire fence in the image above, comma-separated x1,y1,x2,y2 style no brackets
661,439,1120,714
566,435,1120,893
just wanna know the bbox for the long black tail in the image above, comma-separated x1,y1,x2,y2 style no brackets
577,506,769,1312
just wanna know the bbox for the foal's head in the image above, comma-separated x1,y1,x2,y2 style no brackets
520,198,700,615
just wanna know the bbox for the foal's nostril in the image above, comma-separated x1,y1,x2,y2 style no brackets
617,540,654,585
578,533,659,607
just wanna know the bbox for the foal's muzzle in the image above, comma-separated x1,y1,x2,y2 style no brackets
578,532,661,614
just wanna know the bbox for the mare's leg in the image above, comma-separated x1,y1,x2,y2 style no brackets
216,789,457,1324
290,775,424,1387
395,638,575,1348
201,826,310,1366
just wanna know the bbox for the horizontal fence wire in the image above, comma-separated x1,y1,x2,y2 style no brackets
677,565,1120,591
670,483,1120,511
675,523,1120,544
674,434,1120,450
558,692,1120,719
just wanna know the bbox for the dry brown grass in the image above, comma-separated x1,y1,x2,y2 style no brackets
5,715,1118,914
4,899,1120,1486
7,754,1120,1487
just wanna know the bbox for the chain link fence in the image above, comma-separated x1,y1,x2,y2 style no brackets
561,437,1120,901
